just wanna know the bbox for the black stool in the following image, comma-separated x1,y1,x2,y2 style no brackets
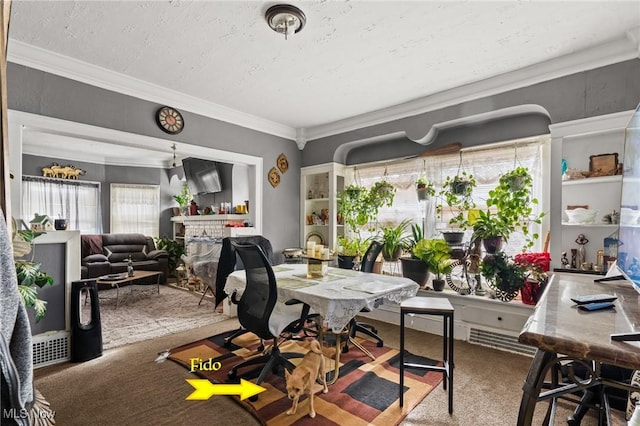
399,297,454,414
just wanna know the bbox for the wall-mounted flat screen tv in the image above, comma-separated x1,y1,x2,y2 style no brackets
182,157,222,194
615,104,640,292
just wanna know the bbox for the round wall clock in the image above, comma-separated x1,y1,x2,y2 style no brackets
156,106,184,134
268,167,281,188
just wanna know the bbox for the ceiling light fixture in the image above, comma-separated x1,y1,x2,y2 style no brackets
265,4,306,40
171,143,177,168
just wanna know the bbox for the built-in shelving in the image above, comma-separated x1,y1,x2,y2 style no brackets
561,175,622,186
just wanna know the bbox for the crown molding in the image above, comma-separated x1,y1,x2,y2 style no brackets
8,33,639,149
7,40,297,141
304,34,640,142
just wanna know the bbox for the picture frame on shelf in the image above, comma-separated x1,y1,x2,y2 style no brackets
589,153,619,176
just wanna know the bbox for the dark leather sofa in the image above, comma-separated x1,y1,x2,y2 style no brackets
81,233,169,284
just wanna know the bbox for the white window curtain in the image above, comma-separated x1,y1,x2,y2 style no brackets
110,183,160,237
346,136,549,256
21,175,102,233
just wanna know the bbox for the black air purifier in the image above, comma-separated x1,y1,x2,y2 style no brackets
70,280,103,362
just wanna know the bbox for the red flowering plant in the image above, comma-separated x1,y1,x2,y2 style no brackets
513,252,550,305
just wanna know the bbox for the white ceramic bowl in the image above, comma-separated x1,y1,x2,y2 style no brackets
565,208,598,224
620,208,640,225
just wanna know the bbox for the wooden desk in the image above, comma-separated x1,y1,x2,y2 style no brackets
517,273,640,425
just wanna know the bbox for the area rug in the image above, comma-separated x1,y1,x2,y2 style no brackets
168,329,443,426
89,285,228,350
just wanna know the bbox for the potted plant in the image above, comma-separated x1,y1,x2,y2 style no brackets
12,227,54,322
514,252,550,305
154,236,186,278
486,166,544,250
413,238,453,291
399,224,430,287
416,177,435,201
379,219,411,261
470,210,512,253
480,251,526,302
172,182,191,215
336,236,369,269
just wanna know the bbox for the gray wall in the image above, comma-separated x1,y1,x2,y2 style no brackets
22,154,235,238
19,243,66,335
9,63,302,252
303,59,640,166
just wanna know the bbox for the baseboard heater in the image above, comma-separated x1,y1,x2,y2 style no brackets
469,328,536,357
32,331,70,368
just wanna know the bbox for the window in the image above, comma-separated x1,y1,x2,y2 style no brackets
347,136,549,256
22,175,102,233
110,183,160,237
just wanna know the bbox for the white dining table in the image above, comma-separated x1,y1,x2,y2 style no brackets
225,263,419,333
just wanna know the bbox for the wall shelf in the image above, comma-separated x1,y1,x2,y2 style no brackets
562,175,622,186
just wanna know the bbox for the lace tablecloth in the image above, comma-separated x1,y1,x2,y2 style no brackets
226,264,419,333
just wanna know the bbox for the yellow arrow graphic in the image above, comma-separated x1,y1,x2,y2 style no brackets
185,379,266,401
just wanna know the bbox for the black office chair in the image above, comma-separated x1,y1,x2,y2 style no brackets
211,236,275,348
344,240,385,353
227,243,310,394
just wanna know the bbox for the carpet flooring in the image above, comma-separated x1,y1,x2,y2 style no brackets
94,284,227,349
168,329,443,425
33,317,626,425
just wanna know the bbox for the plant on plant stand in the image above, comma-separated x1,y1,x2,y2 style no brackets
413,238,453,291
480,251,526,302
470,210,513,254
379,219,412,261
12,228,54,322
399,224,430,286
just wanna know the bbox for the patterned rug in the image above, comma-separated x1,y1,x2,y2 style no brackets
88,285,227,349
168,329,443,426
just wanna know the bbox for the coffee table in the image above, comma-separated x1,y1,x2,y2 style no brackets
96,270,162,309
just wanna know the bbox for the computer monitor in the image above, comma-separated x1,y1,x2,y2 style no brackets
610,104,640,292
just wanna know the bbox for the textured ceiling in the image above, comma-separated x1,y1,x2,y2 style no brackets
9,0,640,133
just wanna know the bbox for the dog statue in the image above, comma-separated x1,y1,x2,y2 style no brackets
284,340,335,418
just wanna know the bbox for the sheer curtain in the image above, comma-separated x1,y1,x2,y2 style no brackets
110,183,160,237
347,136,549,255
21,175,102,233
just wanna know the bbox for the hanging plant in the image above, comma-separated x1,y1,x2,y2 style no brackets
416,177,435,201
436,171,477,230
486,166,545,250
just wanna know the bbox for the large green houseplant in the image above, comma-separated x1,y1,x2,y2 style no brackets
379,219,411,261
413,238,453,291
399,224,430,287
480,251,526,301
155,236,185,277
12,228,54,322
172,182,191,214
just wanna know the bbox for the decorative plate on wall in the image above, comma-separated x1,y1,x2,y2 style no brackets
268,167,281,188
155,106,184,134
277,153,289,173
305,232,325,245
